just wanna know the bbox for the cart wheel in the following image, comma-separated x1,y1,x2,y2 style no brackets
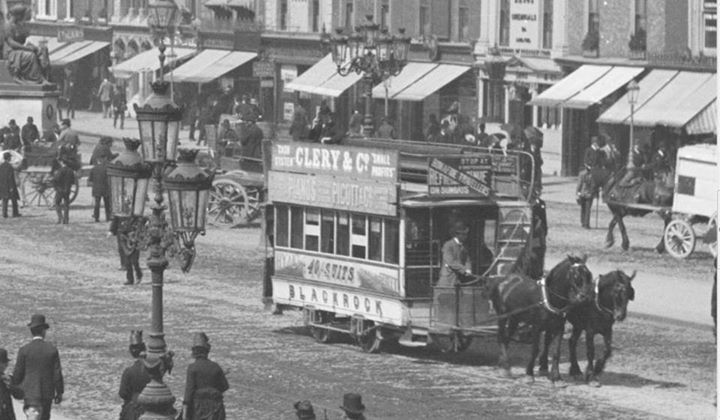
664,219,696,259
207,179,258,227
23,173,56,207
354,320,383,353
309,311,336,344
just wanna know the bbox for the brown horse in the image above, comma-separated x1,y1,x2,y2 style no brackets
565,270,636,386
602,167,673,252
489,255,594,384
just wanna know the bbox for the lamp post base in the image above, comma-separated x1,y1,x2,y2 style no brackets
138,331,176,420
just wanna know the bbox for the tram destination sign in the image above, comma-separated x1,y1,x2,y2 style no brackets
428,153,521,198
268,170,398,216
271,143,399,182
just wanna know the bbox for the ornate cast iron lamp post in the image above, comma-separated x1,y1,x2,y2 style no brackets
324,15,410,136
626,79,640,169
108,30,213,420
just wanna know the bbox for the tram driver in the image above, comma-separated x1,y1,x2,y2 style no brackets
437,221,474,287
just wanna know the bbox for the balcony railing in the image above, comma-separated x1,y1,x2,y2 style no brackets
647,51,716,70
198,16,262,33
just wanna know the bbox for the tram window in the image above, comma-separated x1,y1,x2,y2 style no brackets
320,210,335,254
290,206,304,249
484,219,497,248
368,217,382,261
351,215,367,258
384,219,399,264
275,205,289,247
305,209,320,251
337,212,350,256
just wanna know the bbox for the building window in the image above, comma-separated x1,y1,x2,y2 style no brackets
279,0,288,30
588,0,599,34
380,1,389,29
499,0,510,46
634,0,647,32
542,0,553,49
38,0,57,18
345,1,354,29
419,1,430,38
458,2,469,42
311,0,320,32
704,1,717,50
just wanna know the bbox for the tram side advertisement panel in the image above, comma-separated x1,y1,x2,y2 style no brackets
272,277,406,326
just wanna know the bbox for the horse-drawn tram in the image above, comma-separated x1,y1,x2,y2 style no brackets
264,139,544,353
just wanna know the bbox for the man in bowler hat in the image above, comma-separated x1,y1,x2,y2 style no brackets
340,393,366,420
183,332,229,420
0,151,21,218
437,220,473,287
11,314,64,420
118,330,150,420
0,348,23,420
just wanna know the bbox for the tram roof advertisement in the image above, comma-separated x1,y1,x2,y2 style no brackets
269,143,399,216
427,152,523,199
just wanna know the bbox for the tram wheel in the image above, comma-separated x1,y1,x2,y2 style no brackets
354,320,383,353
308,311,335,344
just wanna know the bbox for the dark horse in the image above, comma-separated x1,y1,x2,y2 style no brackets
489,255,594,384
601,167,673,252
564,270,636,386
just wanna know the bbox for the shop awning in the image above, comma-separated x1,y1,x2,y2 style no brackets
113,47,196,78
26,36,68,54
284,54,362,97
528,65,612,107
597,69,679,125
685,100,717,134
51,41,109,67
371,62,437,99
170,49,255,83
631,71,715,127
654,73,716,129
390,64,471,102
562,66,644,109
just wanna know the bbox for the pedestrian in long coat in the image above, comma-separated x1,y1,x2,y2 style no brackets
0,348,23,420
118,330,150,420
240,120,264,160
0,151,20,218
98,78,114,118
109,216,143,285
11,314,64,420
53,158,75,224
88,155,111,222
21,116,39,150
183,332,229,420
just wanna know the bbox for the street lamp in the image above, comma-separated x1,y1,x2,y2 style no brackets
147,0,178,86
480,45,507,123
626,79,640,169
325,15,410,136
108,78,213,419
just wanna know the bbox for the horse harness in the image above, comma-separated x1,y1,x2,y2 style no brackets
538,276,572,316
593,276,615,317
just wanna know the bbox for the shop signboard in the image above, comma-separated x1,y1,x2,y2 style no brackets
509,0,540,50
58,27,83,43
269,143,399,216
253,61,275,78
428,153,521,198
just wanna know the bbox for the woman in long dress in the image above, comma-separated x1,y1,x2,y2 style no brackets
5,5,48,84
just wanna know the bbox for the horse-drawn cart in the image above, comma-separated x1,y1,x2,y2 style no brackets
201,116,273,228
14,144,84,207
603,143,716,259
662,144,717,259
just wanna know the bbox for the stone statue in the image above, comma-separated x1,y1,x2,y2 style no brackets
4,5,50,84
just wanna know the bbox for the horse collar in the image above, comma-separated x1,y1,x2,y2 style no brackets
538,277,564,316
593,276,614,317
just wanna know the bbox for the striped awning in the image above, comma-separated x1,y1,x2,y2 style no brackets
528,65,612,107
113,47,196,78
561,66,644,109
685,100,717,134
51,41,109,66
632,71,715,128
284,54,362,97
389,64,471,102
26,36,68,54
597,69,678,125
371,62,437,99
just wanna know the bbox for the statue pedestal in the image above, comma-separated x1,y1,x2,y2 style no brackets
0,60,59,134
